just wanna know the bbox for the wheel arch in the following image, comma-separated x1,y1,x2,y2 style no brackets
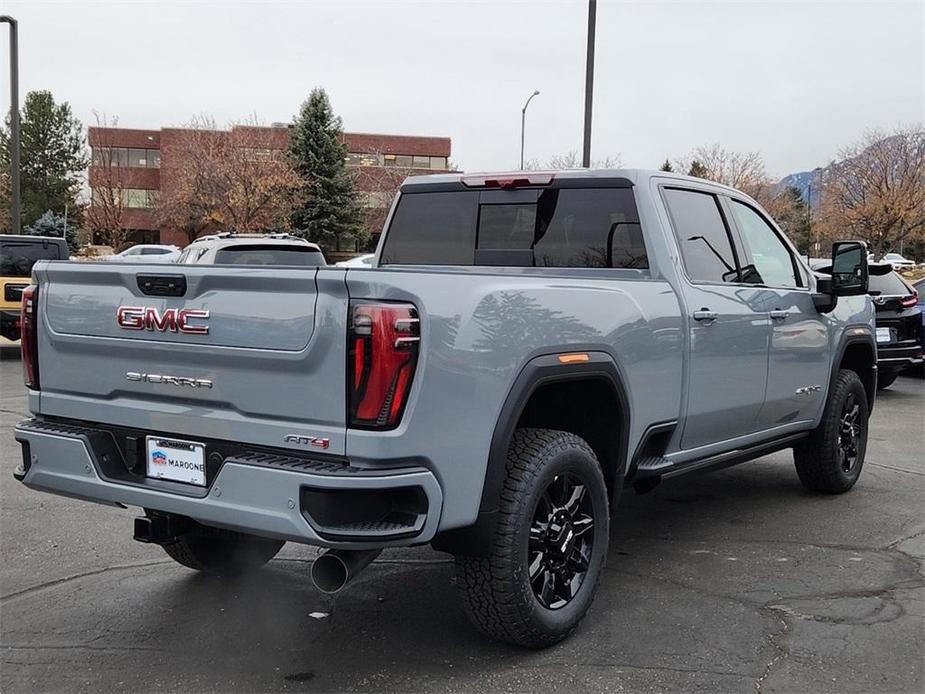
432,351,630,556
831,331,877,413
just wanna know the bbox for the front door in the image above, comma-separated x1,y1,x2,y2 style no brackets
723,197,830,428
661,187,771,450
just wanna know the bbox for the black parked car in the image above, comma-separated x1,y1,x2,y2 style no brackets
812,260,923,389
868,266,923,388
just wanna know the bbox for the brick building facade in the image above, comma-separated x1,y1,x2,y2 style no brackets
87,125,452,247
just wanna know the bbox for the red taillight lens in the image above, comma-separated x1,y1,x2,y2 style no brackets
348,302,419,429
901,290,918,308
20,285,39,389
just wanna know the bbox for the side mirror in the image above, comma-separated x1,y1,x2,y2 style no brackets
830,241,869,296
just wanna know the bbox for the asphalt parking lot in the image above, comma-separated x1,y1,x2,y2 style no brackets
1,349,922,693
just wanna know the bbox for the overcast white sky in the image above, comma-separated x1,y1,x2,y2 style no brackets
1,0,922,178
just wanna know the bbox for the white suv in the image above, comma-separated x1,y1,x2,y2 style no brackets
107,244,180,263
177,233,326,266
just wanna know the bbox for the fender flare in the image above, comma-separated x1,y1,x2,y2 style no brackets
431,351,630,556
829,329,877,413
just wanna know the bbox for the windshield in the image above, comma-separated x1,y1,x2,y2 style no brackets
1,239,64,276
213,245,326,266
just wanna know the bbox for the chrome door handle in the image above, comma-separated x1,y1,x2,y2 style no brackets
692,309,718,323
769,309,788,321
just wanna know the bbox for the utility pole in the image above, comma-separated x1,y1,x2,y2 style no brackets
581,0,596,168
520,90,540,170
1,16,20,233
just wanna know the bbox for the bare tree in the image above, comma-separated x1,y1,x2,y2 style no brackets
155,116,303,241
525,151,622,170
675,143,768,196
85,112,130,248
816,127,925,258
348,151,438,240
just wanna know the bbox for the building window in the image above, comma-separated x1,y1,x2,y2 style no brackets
92,146,160,168
346,152,381,167
122,189,157,208
380,153,448,170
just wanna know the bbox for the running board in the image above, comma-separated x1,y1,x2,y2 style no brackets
661,433,809,480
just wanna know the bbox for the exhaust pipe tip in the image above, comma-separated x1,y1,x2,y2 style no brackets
311,548,382,594
311,553,350,594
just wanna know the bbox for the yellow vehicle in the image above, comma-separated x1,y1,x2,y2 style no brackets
1,235,69,341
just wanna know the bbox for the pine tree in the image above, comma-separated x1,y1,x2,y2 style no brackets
287,88,364,252
660,159,674,172
687,160,708,179
24,210,79,253
0,91,87,229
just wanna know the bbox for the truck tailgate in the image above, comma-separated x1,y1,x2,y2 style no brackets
32,263,349,454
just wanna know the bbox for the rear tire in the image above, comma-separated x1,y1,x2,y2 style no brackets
793,369,869,494
454,428,610,649
151,513,284,575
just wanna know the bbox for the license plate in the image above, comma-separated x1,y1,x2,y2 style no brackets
876,327,892,344
146,436,206,486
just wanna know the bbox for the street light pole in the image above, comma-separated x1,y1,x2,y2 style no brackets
520,90,540,170
1,16,20,234
582,0,596,168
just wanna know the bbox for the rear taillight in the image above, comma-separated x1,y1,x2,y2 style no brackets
901,290,918,308
20,285,39,389
348,301,419,429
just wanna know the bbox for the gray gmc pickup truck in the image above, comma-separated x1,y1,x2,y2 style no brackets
14,170,877,648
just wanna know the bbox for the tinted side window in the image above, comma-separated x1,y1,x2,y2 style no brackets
663,188,738,283
730,200,801,288
380,191,479,265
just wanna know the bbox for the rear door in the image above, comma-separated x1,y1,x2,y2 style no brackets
661,187,770,450
34,262,349,454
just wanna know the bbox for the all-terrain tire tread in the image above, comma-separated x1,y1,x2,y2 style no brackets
793,369,868,494
455,428,606,648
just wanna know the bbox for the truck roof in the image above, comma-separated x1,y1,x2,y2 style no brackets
187,233,321,252
399,168,742,195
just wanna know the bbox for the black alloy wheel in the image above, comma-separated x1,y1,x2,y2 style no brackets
528,473,595,610
838,392,862,473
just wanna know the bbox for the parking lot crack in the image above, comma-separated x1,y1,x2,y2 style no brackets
754,605,792,694
0,560,173,604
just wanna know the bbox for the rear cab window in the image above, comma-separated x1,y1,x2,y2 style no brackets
213,245,326,266
1,239,64,277
380,185,647,269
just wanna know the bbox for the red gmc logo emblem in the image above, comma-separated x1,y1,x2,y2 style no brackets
117,306,210,335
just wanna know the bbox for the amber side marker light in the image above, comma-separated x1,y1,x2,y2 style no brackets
557,353,590,364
